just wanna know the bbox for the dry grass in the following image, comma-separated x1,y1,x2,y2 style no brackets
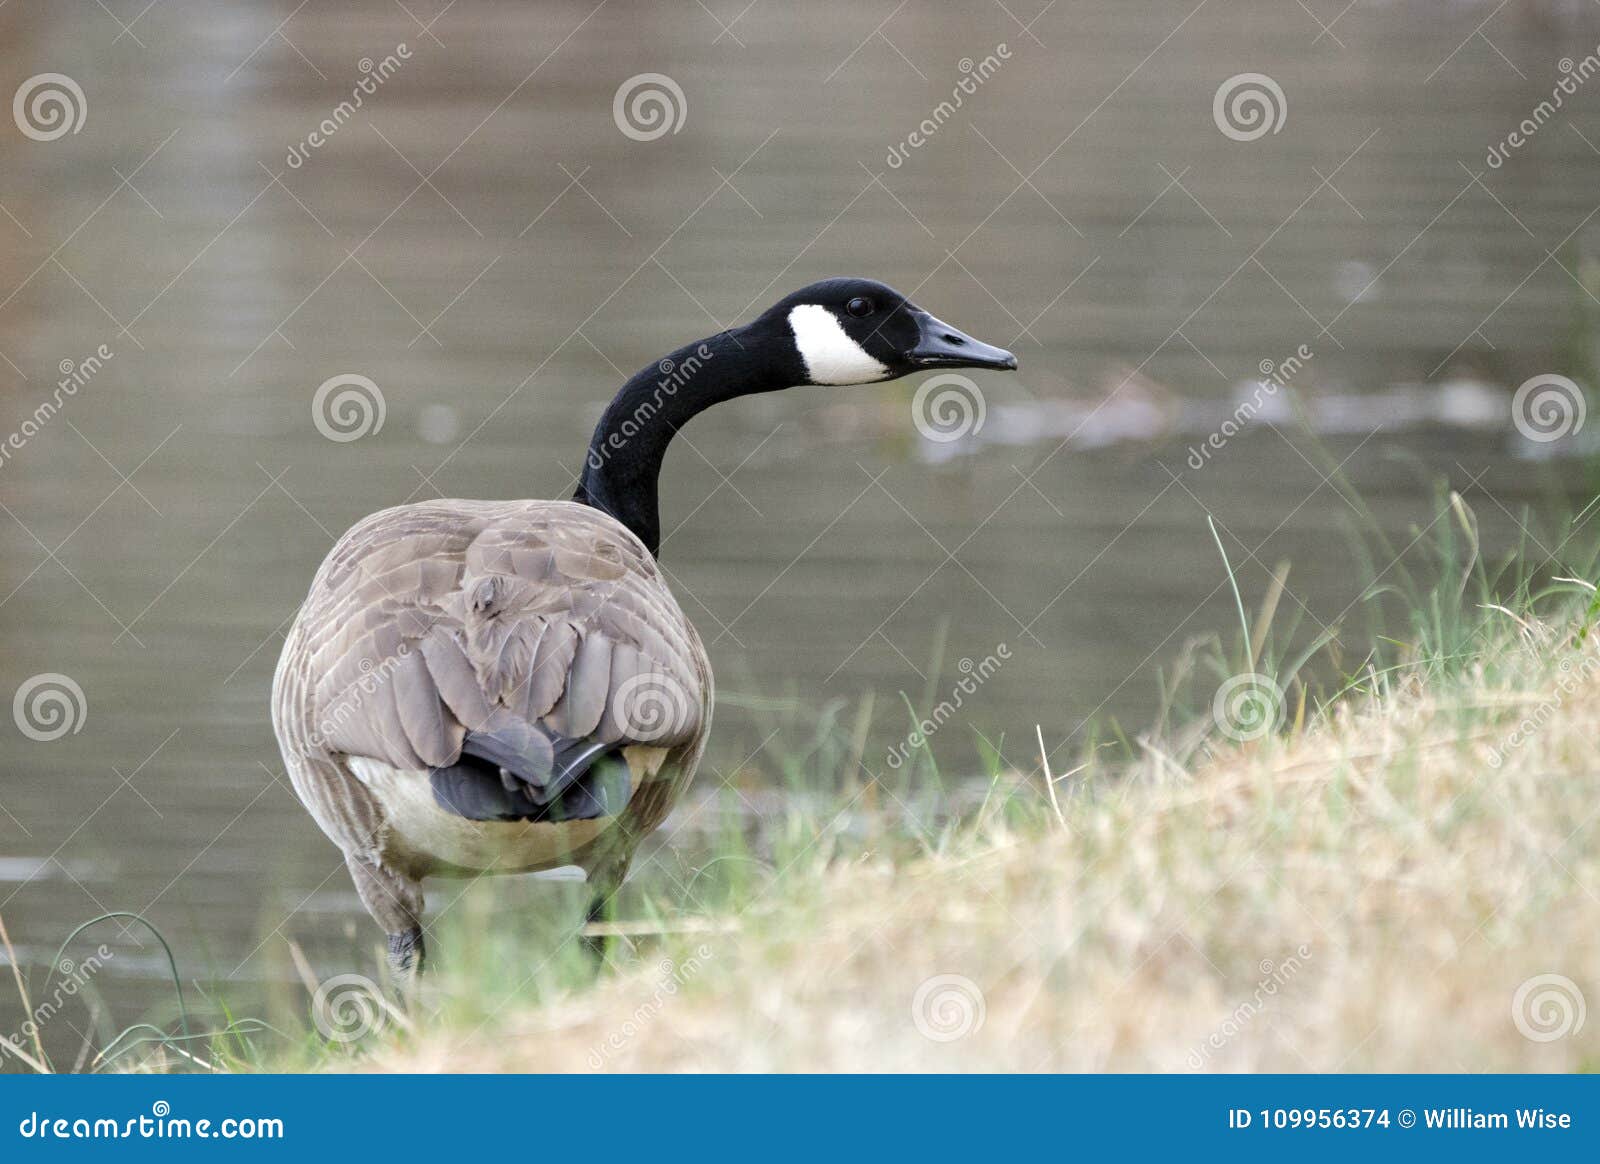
358,610,1600,1073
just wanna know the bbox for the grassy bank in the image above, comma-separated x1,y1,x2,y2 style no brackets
344,536,1600,1072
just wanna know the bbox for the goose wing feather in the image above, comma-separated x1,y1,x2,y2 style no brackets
272,499,709,859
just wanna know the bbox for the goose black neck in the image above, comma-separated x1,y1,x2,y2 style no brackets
573,320,801,556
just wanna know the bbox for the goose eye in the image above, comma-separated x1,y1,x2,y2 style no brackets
845,296,874,318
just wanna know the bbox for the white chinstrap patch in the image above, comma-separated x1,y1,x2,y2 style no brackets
788,304,889,385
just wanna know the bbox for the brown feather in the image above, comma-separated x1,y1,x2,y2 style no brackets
271,499,712,883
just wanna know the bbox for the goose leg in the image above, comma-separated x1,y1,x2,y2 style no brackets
386,927,426,979
581,853,632,968
581,894,612,965
346,854,426,986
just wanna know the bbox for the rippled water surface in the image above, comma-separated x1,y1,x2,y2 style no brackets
3,0,1599,1052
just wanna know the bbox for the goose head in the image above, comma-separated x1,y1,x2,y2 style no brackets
759,277,1018,386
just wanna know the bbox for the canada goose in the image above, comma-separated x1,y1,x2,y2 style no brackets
271,277,1017,978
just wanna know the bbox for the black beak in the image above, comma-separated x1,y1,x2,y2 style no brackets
907,311,1018,371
